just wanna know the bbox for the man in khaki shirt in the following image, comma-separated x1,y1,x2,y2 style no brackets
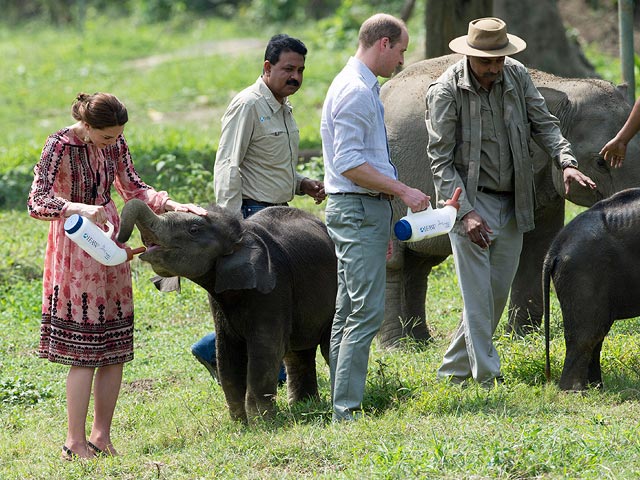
427,18,595,387
213,33,325,217
193,34,325,381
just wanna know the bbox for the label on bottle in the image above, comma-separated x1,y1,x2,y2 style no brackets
64,214,127,265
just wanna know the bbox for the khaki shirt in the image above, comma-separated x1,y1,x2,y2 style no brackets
214,77,304,214
470,73,514,193
426,57,578,233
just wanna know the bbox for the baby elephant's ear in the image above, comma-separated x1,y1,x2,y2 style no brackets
537,86,571,122
150,275,181,293
215,231,276,294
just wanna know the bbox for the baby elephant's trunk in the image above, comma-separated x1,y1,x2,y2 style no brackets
117,199,159,243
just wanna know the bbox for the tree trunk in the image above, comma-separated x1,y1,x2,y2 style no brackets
424,0,597,78
494,0,596,77
425,0,492,59
400,0,417,22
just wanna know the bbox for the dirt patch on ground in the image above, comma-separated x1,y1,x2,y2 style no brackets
126,38,264,70
127,38,265,126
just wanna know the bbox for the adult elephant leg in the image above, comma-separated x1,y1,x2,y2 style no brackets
507,199,564,335
284,348,320,404
380,247,405,349
379,251,438,349
400,252,445,342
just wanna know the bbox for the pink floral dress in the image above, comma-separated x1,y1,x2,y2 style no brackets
27,128,169,367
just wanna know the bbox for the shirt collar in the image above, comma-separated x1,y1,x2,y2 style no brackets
465,58,503,93
256,76,290,113
347,57,380,93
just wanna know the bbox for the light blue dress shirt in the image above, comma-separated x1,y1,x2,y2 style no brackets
321,57,397,193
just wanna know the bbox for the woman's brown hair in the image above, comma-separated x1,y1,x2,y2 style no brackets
71,92,128,129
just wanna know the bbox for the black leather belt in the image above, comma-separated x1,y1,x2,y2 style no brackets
332,192,395,201
242,198,288,207
477,186,513,196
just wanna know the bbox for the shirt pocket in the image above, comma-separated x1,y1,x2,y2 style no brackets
516,122,533,159
254,120,287,141
480,104,497,141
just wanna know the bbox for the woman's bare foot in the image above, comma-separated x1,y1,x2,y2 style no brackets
61,442,95,461
88,439,119,456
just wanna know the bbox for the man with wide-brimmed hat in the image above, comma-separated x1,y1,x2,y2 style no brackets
426,17,596,387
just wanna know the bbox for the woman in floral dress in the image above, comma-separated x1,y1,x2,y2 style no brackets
27,92,207,460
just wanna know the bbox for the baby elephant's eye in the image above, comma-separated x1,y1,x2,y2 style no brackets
596,158,607,168
189,224,200,235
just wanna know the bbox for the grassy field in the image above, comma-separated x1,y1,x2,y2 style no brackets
3,10,640,480
3,203,640,479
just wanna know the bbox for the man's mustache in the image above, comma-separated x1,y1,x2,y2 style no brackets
286,79,301,87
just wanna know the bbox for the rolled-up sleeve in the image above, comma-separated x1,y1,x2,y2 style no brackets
213,101,254,213
330,88,375,175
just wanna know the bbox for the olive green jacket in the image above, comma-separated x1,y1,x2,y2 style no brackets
426,57,578,233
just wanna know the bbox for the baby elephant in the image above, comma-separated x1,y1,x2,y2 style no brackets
543,188,640,390
117,200,337,423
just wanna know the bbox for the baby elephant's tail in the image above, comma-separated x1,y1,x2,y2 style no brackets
542,253,557,382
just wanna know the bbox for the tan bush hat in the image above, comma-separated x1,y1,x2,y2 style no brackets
449,17,526,57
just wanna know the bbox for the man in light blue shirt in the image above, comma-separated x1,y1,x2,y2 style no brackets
321,13,430,422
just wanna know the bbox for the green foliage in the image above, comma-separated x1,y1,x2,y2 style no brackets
131,136,216,205
247,0,302,23
311,0,409,49
153,153,214,204
581,38,640,90
0,165,34,211
245,0,391,25
2,0,246,25
315,0,370,50
296,154,324,180
1,378,53,406
584,44,624,85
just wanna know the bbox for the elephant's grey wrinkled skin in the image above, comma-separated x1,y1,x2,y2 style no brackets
379,54,640,347
543,188,640,390
117,199,337,423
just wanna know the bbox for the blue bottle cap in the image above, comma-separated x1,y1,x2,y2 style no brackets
64,214,83,234
394,219,412,241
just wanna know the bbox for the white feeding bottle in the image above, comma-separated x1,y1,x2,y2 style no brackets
394,187,462,242
64,214,146,266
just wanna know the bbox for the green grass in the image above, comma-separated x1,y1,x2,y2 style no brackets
4,10,640,480
3,203,640,479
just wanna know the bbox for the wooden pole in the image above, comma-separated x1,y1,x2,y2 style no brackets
619,0,636,104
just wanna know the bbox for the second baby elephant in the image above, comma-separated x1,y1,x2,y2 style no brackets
543,188,640,391
117,199,337,423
